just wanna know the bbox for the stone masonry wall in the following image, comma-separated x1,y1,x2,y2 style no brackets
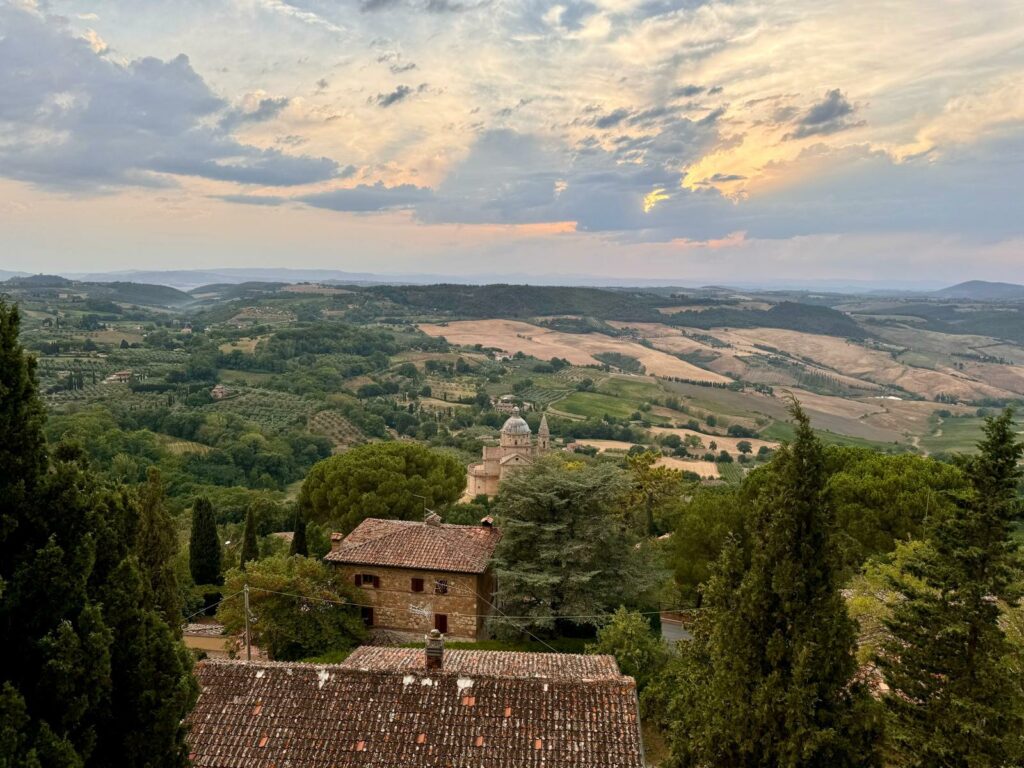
335,564,491,641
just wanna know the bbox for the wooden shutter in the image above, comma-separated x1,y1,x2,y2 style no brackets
434,614,448,633
354,574,363,587
411,578,424,593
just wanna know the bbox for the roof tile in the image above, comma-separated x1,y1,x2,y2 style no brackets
324,518,501,574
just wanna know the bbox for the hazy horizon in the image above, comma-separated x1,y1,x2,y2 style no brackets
1,1,1022,283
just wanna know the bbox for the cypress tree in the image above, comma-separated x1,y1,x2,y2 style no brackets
0,301,47,521
189,496,221,585
91,558,196,768
289,507,308,557
0,299,195,767
239,505,259,569
880,409,1023,766
134,469,181,626
669,403,880,767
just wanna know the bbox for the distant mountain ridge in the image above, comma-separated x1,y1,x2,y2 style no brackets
933,280,1024,300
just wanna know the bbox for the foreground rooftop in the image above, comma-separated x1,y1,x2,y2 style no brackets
187,646,644,767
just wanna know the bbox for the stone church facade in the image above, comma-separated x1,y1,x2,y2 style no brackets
466,407,549,498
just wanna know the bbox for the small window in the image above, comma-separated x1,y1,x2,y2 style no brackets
411,578,424,593
356,574,379,588
434,579,449,595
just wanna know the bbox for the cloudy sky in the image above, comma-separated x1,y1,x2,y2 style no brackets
1,0,1022,283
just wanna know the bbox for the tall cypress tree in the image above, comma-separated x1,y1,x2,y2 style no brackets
239,505,259,570
189,496,221,585
880,409,1023,766
0,299,196,768
91,558,195,768
289,507,308,557
134,469,181,626
668,404,880,767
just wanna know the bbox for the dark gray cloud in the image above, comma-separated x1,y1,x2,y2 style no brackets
707,173,746,182
373,84,427,107
785,89,864,139
389,61,417,73
220,182,432,212
219,96,290,130
594,108,632,129
301,182,433,211
0,5,340,189
672,84,704,98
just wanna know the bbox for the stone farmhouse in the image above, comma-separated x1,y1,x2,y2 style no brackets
324,514,501,641
186,639,645,768
466,407,550,498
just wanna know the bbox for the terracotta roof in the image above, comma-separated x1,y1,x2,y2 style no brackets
325,518,501,574
187,651,644,768
342,646,623,681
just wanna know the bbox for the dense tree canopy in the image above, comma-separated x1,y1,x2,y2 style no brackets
490,456,662,640
218,555,366,660
0,300,195,768
298,442,465,532
880,410,1024,766
654,405,880,768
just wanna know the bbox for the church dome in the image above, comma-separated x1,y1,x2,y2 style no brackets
500,407,531,435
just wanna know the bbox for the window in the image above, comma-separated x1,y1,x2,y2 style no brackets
411,578,424,593
434,613,448,633
434,579,449,595
355,574,380,588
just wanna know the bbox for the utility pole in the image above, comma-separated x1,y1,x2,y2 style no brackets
243,583,252,661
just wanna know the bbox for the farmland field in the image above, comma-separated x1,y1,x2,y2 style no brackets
419,320,732,382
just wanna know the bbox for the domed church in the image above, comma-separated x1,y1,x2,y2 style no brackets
466,407,550,498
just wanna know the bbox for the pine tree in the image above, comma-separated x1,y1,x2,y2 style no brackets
289,507,308,557
880,409,1023,766
239,505,259,569
666,403,880,767
134,468,182,626
188,496,221,585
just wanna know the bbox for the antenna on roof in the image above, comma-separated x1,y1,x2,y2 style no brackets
411,493,436,523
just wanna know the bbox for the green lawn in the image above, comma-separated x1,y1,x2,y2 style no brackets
557,390,640,420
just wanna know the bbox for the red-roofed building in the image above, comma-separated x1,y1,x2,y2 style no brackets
325,514,501,640
186,639,645,768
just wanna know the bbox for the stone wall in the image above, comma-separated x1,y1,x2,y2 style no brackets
334,564,493,641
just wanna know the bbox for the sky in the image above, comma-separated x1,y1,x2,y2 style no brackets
1,0,1023,284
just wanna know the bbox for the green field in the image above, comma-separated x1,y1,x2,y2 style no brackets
919,416,993,454
762,421,910,453
557,391,640,420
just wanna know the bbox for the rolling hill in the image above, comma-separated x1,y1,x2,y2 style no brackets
933,280,1024,301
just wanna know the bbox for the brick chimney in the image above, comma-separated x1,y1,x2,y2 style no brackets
425,628,444,670
330,532,343,554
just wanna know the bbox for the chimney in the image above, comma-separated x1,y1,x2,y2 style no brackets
330,532,343,553
425,629,444,670
424,511,442,527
